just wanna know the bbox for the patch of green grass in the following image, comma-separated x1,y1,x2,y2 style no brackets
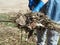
0,13,16,27
0,13,10,20
0,22,16,27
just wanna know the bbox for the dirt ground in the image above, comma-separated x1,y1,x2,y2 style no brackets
0,24,36,45
0,0,29,13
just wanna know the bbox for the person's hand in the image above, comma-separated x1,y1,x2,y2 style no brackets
42,0,48,4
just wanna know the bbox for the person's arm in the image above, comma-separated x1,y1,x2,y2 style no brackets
32,0,48,12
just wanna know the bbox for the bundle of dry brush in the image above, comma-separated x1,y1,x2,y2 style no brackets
14,12,60,39
15,12,60,32
0,12,60,39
